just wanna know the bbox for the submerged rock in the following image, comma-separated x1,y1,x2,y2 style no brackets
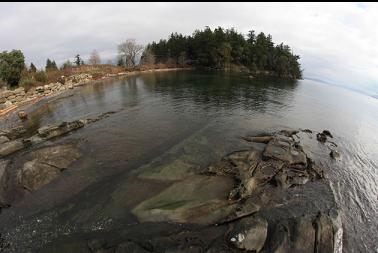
132,175,235,225
17,144,81,191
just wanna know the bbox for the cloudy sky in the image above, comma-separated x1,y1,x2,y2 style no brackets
0,2,377,95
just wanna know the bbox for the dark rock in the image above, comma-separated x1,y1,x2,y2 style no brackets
322,130,333,138
114,241,150,253
316,133,327,143
0,160,10,207
228,216,268,252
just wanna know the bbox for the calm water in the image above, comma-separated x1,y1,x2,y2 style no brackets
2,70,378,252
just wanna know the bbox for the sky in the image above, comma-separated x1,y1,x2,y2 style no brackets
0,2,377,95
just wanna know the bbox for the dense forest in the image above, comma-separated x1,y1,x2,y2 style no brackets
143,26,302,79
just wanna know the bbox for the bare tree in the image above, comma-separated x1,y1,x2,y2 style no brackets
118,39,144,67
89,50,101,65
141,48,155,66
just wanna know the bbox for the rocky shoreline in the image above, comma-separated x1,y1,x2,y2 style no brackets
0,67,192,118
0,112,343,252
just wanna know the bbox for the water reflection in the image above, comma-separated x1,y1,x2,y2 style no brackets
10,70,378,252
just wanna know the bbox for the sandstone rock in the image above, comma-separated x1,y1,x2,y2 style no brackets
229,216,268,252
1,125,26,140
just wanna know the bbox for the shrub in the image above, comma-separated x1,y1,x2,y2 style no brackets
0,78,7,89
34,71,48,83
0,50,25,87
19,78,35,91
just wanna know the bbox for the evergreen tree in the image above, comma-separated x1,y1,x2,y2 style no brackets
146,26,302,79
30,62,37,72
74,54,82,66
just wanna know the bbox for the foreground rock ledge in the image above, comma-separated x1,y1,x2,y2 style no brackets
130,129,342,253
37,129,342,253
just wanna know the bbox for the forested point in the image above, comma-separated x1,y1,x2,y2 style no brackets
144,26,302,79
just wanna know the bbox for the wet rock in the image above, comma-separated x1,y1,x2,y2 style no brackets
275,169,310,189
244,136,273,144
0,160,10,207
263,136,307,167
314,212,337,253
17,144,81,191
330,150,341,161
228,216,268,252
0,139,30,157
18,160,61,191
17,110,28,120
323,130,333,138
37,120,85,139
316,132,327,143
114,241,150,253
0,136,9,144
0,125,26,140
132,175,235,225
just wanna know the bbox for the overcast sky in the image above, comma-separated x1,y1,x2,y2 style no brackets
0,2,377,95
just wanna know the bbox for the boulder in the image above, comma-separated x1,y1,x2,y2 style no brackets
228,216,268,252
4,100,12,108
35,86,44,93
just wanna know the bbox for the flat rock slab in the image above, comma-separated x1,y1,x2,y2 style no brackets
132,175,235,225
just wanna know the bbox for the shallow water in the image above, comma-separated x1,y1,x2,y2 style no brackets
1,70,377,252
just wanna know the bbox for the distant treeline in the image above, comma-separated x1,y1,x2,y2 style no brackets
144,26,302,79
